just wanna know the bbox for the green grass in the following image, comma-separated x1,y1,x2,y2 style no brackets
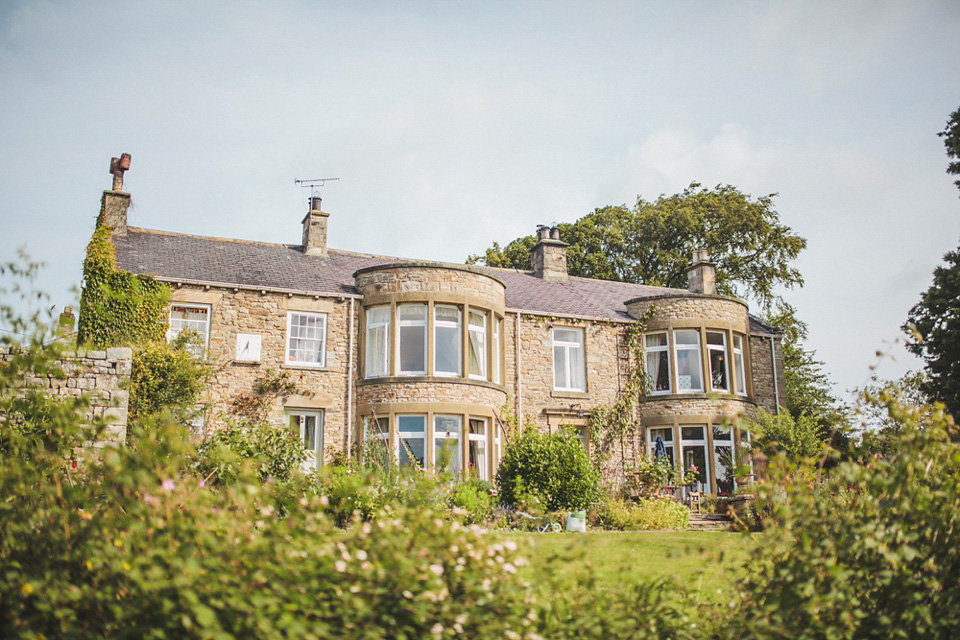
513,531,754,606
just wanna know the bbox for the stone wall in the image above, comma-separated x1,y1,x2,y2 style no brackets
750,333,786,413
1,345,131,444
169,285,357,463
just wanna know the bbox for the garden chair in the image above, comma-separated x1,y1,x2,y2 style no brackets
686,484,702,513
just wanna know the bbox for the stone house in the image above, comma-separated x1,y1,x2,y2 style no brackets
93,167,785,495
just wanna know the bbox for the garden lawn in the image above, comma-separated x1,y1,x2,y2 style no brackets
513,531,754,606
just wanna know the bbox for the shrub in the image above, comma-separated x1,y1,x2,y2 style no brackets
729,394,960,639
496,428,602,511
590,496,690,531
129,333,211,427
194,418,305,484
748,408,822,462
450,477,495,525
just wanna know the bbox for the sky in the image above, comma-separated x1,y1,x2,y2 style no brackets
1,0,958,405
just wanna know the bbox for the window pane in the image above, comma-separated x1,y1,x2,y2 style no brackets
366,324,388,377
434,415,462,474
733,335,747,395
674,329,702,392
553,344,568,388
712,425,732,441
675,330,699,345
287,312,326,365
400,437,425,468
682,444,708,487
681,426,705,441
468,317,486,378
569,340,585,390
645,333,668,348
398,415,426,432
646,350,671,392
399,324,426,373
493,319,501,384
468,418,487,480
650,427,673,442
706,332,724,345
710,347,728,391
399,304,425,322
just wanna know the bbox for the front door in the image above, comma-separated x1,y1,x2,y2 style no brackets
288,410,324,472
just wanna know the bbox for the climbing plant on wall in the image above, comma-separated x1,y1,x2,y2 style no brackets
587,306,657,475
77,207,170,348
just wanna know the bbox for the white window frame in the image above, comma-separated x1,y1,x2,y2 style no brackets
492,317,501,385
679,424,709,494
706,331,729,393
733,334,747,396
673,329,703,393
286,311,327,367
468,310,487,381
365,306,390,378
397,414,427,470
434,305,462,377
552,327,586,392
167,303,211,356
433,414,462,473
287,409,324,472
644,332,671,394
468,417,488,480
397,303,427,376
713,424,736,496
646,426,675,467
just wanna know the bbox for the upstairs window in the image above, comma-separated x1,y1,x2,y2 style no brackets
673,329,703,392
434,305,462,376
286,311,326,366
468,418,488,480
644,332,670,394
553,327,586,392
733,334,747,396
168,304,210,356
468,310,487,380
365,306,390,378
398,304,427,375
706,331,729,392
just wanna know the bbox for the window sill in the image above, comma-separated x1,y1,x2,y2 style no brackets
551,390,589,399
281,362,328,371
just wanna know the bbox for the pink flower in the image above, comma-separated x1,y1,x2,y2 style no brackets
161,479,176,492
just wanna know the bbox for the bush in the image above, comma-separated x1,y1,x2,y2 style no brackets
194,418,306,484
748,408,822,462
729,395,960,639
129,333,211,427
590,496,690,531
496,428,602,511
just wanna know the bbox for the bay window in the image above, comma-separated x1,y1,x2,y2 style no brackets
553,327,586,392
398,304,427,375
492,318,501,384
681,425,708,492
713,425,735,495
365,306,390,377
646,426,675,466
706,331,728,392
673,329,703,392
434,305,462,376
644,332,671,393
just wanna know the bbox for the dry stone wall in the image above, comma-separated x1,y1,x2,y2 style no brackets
2,345,131,444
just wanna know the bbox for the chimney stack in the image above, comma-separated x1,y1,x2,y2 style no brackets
302,196,330,256
686,248,716,295
531,225,568,281
101,153,132,235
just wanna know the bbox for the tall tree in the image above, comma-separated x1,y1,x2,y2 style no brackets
941,106,960,194
468,183,805,313
905,241,960,419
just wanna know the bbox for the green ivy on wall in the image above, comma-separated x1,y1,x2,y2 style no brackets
77,207,170,348
587,306,657,474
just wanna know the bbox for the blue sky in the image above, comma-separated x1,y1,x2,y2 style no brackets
1,0,958,403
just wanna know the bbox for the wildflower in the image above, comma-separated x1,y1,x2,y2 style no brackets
21,583,33,595
356,549,368,561
319,495,330,506
78,508,93,521
161,479,175,492
428,564,444,576
86,560,93,570
123,562,131,571
335,560,347,572
431,623,444,635
198,479,206,488
402,590,413,599
503,562,517,574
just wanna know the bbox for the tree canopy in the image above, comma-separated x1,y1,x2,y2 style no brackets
905,241,960,419
468,183,806,313
941,106,960,194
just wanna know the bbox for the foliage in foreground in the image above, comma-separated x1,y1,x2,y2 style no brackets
730,395,960,639
194,417,306,484
496,428,602,511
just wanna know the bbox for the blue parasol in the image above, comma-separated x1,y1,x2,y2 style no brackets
654,435,667,459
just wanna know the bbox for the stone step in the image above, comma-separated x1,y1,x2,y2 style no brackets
687,513,734,532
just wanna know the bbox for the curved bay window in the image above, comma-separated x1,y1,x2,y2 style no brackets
643,328,750,396
362,302,504,385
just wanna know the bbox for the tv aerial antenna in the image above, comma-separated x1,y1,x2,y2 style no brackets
295,177,340,209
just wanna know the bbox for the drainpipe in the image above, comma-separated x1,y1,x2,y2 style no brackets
770,335,780,415
514,311,522,421
346,297,355,455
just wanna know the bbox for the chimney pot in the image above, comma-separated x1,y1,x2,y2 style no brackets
531,224,569,281
310,195,323,212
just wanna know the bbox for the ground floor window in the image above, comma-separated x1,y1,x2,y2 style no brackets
434,415,462,473
713,425,735,496
680,426,708,493
646,426,675,466
398,415,427,469
287,409,324,472
646,422,753,495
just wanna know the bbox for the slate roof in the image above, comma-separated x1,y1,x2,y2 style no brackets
114,227,745,323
